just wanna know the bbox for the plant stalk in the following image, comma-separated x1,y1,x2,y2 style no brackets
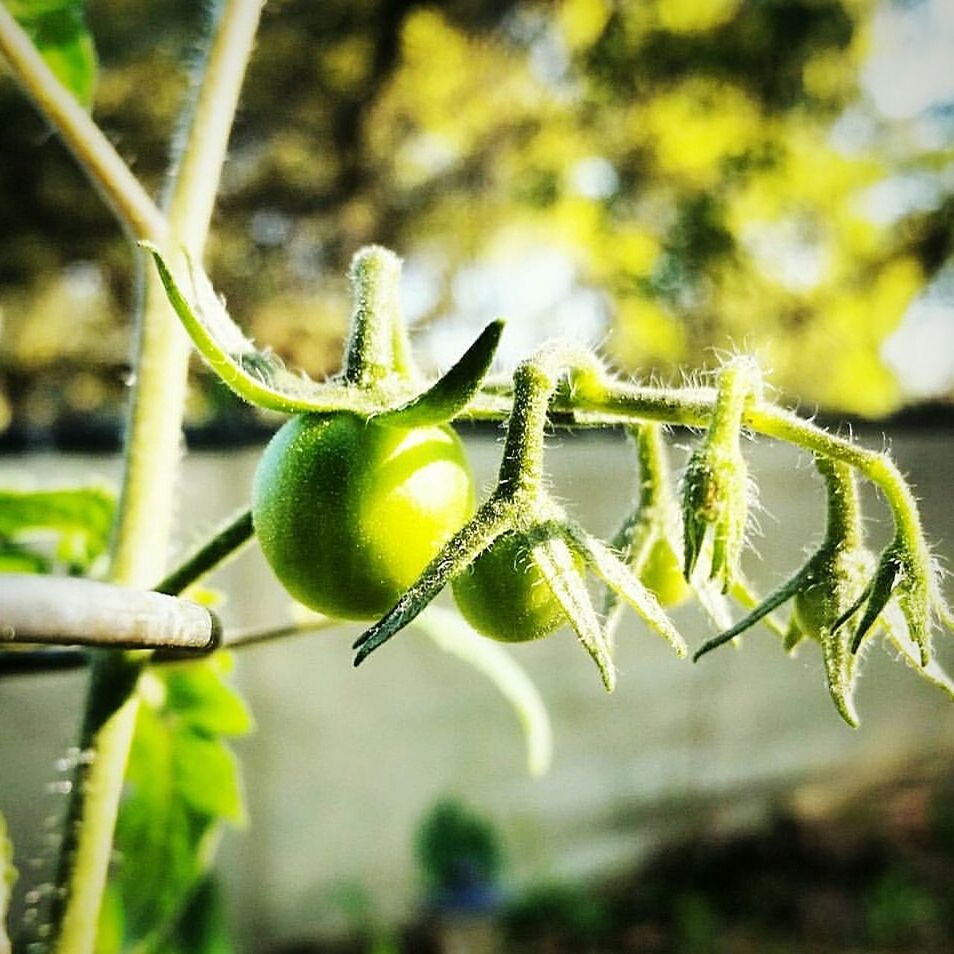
47,3,265,951
0,4,166,242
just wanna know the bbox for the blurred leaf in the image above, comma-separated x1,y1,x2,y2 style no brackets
0,542,50,574
414,605,553,777
415,798,503,892
110,655,250,951
162,654,253,737
8,0,97,107
5,1,954,419
163,876,234,954
0,813,14,954
0,486,115,573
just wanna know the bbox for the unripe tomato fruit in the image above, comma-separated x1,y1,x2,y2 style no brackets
792,548,872,641
639,536,692,608
252,413,475,619
452,532,578,642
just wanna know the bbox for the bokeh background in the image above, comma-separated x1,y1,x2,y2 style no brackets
3,0,954,441
3,1,954,952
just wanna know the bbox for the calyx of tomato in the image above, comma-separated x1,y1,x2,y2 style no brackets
693,457,880,726
353,341,689,691
143,242,504,425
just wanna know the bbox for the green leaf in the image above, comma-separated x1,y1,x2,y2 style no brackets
353,499,512,665
0,486,114,573
162,655,253,737
0,813,15,954
414,605,553,777
110,656,250,949
374,320,505,427
8,0,97,107
171,732,244,824
163,876,234,954
0,542,50,574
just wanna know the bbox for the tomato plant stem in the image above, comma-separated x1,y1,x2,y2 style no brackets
47,3,264,951
0,5,166,243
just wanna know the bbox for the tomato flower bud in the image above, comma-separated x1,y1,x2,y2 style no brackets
682,358,760,592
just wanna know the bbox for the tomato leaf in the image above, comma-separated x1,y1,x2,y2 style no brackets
110,656,250,950
162,876,234,954
8,0,97,108
0,486,114,574
0,813,15,954
414,605,553,777
374,320,504,427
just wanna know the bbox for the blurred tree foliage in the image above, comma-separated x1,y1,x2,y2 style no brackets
1,0,952,431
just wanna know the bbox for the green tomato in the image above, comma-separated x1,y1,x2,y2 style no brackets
793,547,873,640
252,413,475,619
452,532,578,642
639,536,692,608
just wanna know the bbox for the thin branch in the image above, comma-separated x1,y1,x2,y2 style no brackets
156,509,254,596
0,4,166,241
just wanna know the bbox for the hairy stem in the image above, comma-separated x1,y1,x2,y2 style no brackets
343,247,403,387
50,3,264,951
560,383,928,569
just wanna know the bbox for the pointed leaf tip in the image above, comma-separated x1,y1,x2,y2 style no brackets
375,319,505,427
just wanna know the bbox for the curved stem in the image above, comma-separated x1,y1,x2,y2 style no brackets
0,4,166,242
496,342,597,498
816,458,862,550
634,424,672,512
50,4,264,951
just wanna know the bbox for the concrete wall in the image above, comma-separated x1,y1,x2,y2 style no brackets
2,428,953,948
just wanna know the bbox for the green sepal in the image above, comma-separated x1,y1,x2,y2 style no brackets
849,545,901,653
374,320,504,427
9,0,97,107
353,500,514,665
783,614,805,652
573,527,687,659
820,626,860,728
533,532,616,692
142,243,360,415
729,575,787,639
693,567,809,661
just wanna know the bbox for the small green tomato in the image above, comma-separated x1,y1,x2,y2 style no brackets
639,536,692,608
793,547,873,641
452,532,579,642
252,413,475,619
